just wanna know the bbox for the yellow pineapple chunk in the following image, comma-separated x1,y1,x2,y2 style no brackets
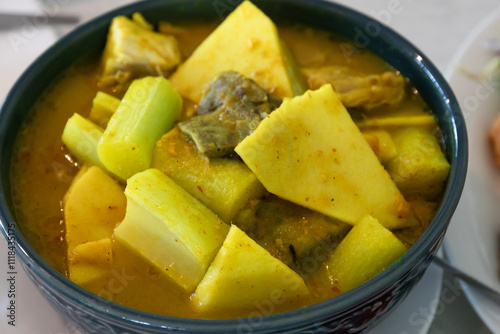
192,225,309,312
170,1,299,102
64,165,126,251
68,238,112,286
325,215,407,295
235,84,414,229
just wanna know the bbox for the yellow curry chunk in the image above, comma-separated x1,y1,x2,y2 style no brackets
62,113,105,169
89,91,120,127
362,132,381,161
385,127,450,199
64,165,126,251
152,128,266,223
68,238,112,286
170,1,300,102
192,225,309,312
361,129,398,163
113,169,229,292
325,215,407,295
303,67,405,109
355,114,438,129
235,84,415,229
100,14,181,93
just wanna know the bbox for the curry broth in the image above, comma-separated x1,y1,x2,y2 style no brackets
11,22,438,318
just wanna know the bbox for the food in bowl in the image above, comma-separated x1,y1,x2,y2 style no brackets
10,0,451,319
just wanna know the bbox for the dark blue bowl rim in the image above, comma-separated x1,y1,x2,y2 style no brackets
0,0,467,332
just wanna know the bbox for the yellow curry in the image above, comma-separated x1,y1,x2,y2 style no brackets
10,1,449,319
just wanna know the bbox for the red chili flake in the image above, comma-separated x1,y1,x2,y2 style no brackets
197,185,203,192
203,230,206,235
332,286,341,294
332,148,337,152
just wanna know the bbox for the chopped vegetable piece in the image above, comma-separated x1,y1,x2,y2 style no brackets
235,84,415,229
395,198,440,246
62,113,105,169
64,165,126,251
281,40,307,96
131,12,153,30
303,67,405,109
68,238,112,286
89,91,120,127
192,225,309,312
234,195,351,270
100,14,181,93
385,127,450,199
98,76,182,180
151,128,266,222
355,114,437,129
325,215,407,295
362,132,381,161
361,129,398,163
170,1,298,102
179,71,282,157
113,169,229,292
158,21,187,35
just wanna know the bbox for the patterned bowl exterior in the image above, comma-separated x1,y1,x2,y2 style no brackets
0,0,467,333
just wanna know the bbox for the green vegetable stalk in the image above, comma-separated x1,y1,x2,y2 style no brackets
114,169,229,291
62,113,105,169
98,76,182,180
88,91,120,127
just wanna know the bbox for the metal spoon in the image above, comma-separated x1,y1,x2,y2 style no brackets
432,255,500,303
0,13,79,31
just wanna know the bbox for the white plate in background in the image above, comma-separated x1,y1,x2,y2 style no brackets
443,4,500,333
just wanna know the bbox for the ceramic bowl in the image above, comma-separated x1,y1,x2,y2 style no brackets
0,0,467,333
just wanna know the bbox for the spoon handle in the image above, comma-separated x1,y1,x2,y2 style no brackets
0,13,79,31
432,255,500,302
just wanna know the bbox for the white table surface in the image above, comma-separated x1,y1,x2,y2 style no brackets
0,0,498,333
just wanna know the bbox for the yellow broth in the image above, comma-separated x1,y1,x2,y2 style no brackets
10,22,440,318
